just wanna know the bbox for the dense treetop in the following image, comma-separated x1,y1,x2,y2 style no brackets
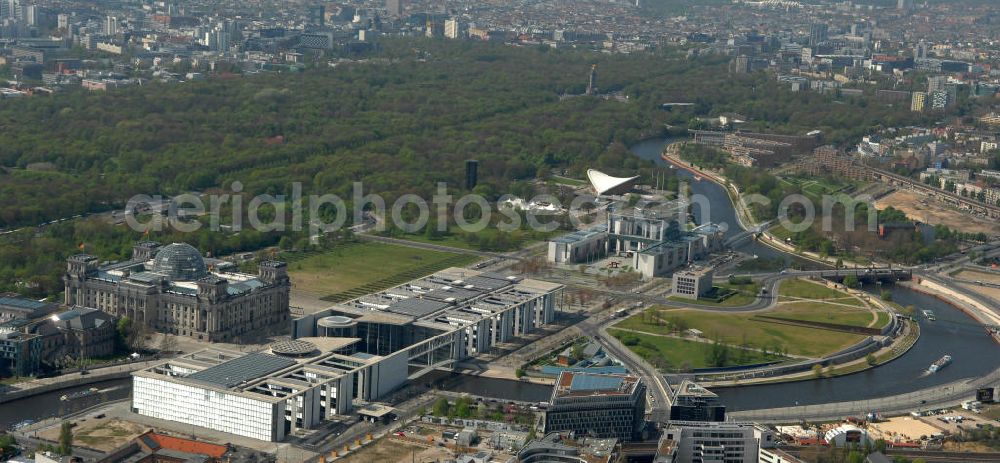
0,39,926,297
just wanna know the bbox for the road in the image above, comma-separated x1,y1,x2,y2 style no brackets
566,301,674,422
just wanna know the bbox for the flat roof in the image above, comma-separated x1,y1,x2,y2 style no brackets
386,298,451,318
553,371,640,399
186,353,297,389
0,295,52,312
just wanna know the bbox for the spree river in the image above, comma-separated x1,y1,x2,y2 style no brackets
630,136,1000,411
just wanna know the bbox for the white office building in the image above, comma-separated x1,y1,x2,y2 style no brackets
134,268,563,442
444,17,459,39
660,421,781,463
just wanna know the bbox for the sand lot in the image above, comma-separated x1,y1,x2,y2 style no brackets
868,416,941,442
955,269,1000,286
875,190,1000,236
335,438,452,463
39,417,147,452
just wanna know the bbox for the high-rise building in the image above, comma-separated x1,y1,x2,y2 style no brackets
444,17,459,39
897,0,913,11
731,54,751,74
23,4,35,26
309,4,325,27
911,91,926,112
808,23,828,47
927,75,948,94
57,13,69,31
543,371,647,441
465,159,478,190
105,15,118,36
385,0,403,18
914,39,929,60
930,90,950,110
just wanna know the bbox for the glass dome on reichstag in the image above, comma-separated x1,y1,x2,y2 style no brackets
151,243,208,280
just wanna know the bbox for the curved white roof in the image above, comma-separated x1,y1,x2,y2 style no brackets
586,169,640,196
824,425,866,443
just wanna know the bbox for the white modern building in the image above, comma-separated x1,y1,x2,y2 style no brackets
660,421,780,463
547,197,725,278
133,268,563,442
587,169,640,196
672,267,714,300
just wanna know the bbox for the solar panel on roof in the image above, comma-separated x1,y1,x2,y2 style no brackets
186,353,296,388
570,374,624,392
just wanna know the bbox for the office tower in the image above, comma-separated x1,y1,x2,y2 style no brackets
808,23,828,47
105,15,118,36
543,371,647,441
57,13,68,30
444,17,458,39
897,0,913,11
23,4,35,26
586,64,597,95
0,0,9,19
927,75,948,94
465,159,478,190
309,5,325,27
914,40,929,60
661,422,778,463
731,55,751,74
385,0,402,18
911,91,926,112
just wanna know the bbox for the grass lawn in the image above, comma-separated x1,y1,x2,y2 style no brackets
549,176,587,187
778,278,864,307
391,225,559,252
287,242,478,298
667,281,762,307
768,301,875,328
874,311,891,328
615,307,865,358
609,329,784,371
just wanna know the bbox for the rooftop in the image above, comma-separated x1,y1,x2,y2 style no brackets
552,371,640,399
186,352,297,389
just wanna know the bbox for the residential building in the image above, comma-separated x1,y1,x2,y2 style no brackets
808,23,827,47
910,91,926,112
543,371,647,441
669,380,726,421
445,17,459,39
979,113,1000,127
105,15,118,36
671,268,714,300
65,242,291,343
